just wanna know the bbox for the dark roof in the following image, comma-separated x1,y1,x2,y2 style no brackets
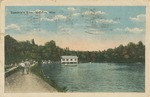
61,56,78,59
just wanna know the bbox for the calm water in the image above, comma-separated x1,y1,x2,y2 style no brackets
42,63,145,92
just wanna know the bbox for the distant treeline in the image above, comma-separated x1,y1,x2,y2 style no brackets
5,35,145,65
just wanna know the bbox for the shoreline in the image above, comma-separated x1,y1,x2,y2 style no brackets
30,64,66,92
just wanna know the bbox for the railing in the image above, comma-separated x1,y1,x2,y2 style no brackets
5,66,21,77
5,62,38,77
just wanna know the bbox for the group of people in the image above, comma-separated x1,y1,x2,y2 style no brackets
20,60,31,75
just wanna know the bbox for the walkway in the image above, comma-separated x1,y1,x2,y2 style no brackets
5,71,58,93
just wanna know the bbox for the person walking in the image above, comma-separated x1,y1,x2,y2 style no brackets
20,61,25,75
25,59,30,74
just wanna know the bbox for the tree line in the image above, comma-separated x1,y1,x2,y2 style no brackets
5,35,145,65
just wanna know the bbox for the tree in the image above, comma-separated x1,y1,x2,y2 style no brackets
5,35,19,65
5,35,145,64
31,39,35,45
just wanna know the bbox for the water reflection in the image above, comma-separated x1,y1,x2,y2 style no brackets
42,63,145,92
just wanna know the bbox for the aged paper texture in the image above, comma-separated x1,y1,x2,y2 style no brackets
0,0,150,97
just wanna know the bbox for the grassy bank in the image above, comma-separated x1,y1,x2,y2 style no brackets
30,64,66,92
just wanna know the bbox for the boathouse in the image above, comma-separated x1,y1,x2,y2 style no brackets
61,56,78,64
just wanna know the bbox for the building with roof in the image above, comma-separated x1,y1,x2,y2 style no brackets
61,56,78,64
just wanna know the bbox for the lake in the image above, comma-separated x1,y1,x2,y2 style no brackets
42,63,145,92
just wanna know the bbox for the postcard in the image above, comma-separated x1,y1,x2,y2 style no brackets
0,0,150,97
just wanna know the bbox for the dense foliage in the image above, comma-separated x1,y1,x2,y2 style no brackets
5,35,145,65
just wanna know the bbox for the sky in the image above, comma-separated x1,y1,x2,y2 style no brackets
5,6,146,51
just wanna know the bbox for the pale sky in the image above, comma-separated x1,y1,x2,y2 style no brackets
5,6,145,51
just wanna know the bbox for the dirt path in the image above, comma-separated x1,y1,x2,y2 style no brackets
5,71,58,93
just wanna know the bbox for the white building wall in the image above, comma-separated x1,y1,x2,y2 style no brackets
61,58,78,63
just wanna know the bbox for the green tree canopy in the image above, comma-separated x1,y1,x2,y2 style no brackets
5,35,145,65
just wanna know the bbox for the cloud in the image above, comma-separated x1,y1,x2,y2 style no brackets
129,14,145,22
85,31,99,35
125,27,144,33
72,13,80,17
85,28,104,35
41,15,67,22
5,24,20,31
96,19,119,24
41,17,53,22
51,14,67,20
83,10,105,16
67,7,77,11
113,28,123,32
113,27,144,33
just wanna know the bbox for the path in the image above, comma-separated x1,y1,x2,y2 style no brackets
5,71,58,93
